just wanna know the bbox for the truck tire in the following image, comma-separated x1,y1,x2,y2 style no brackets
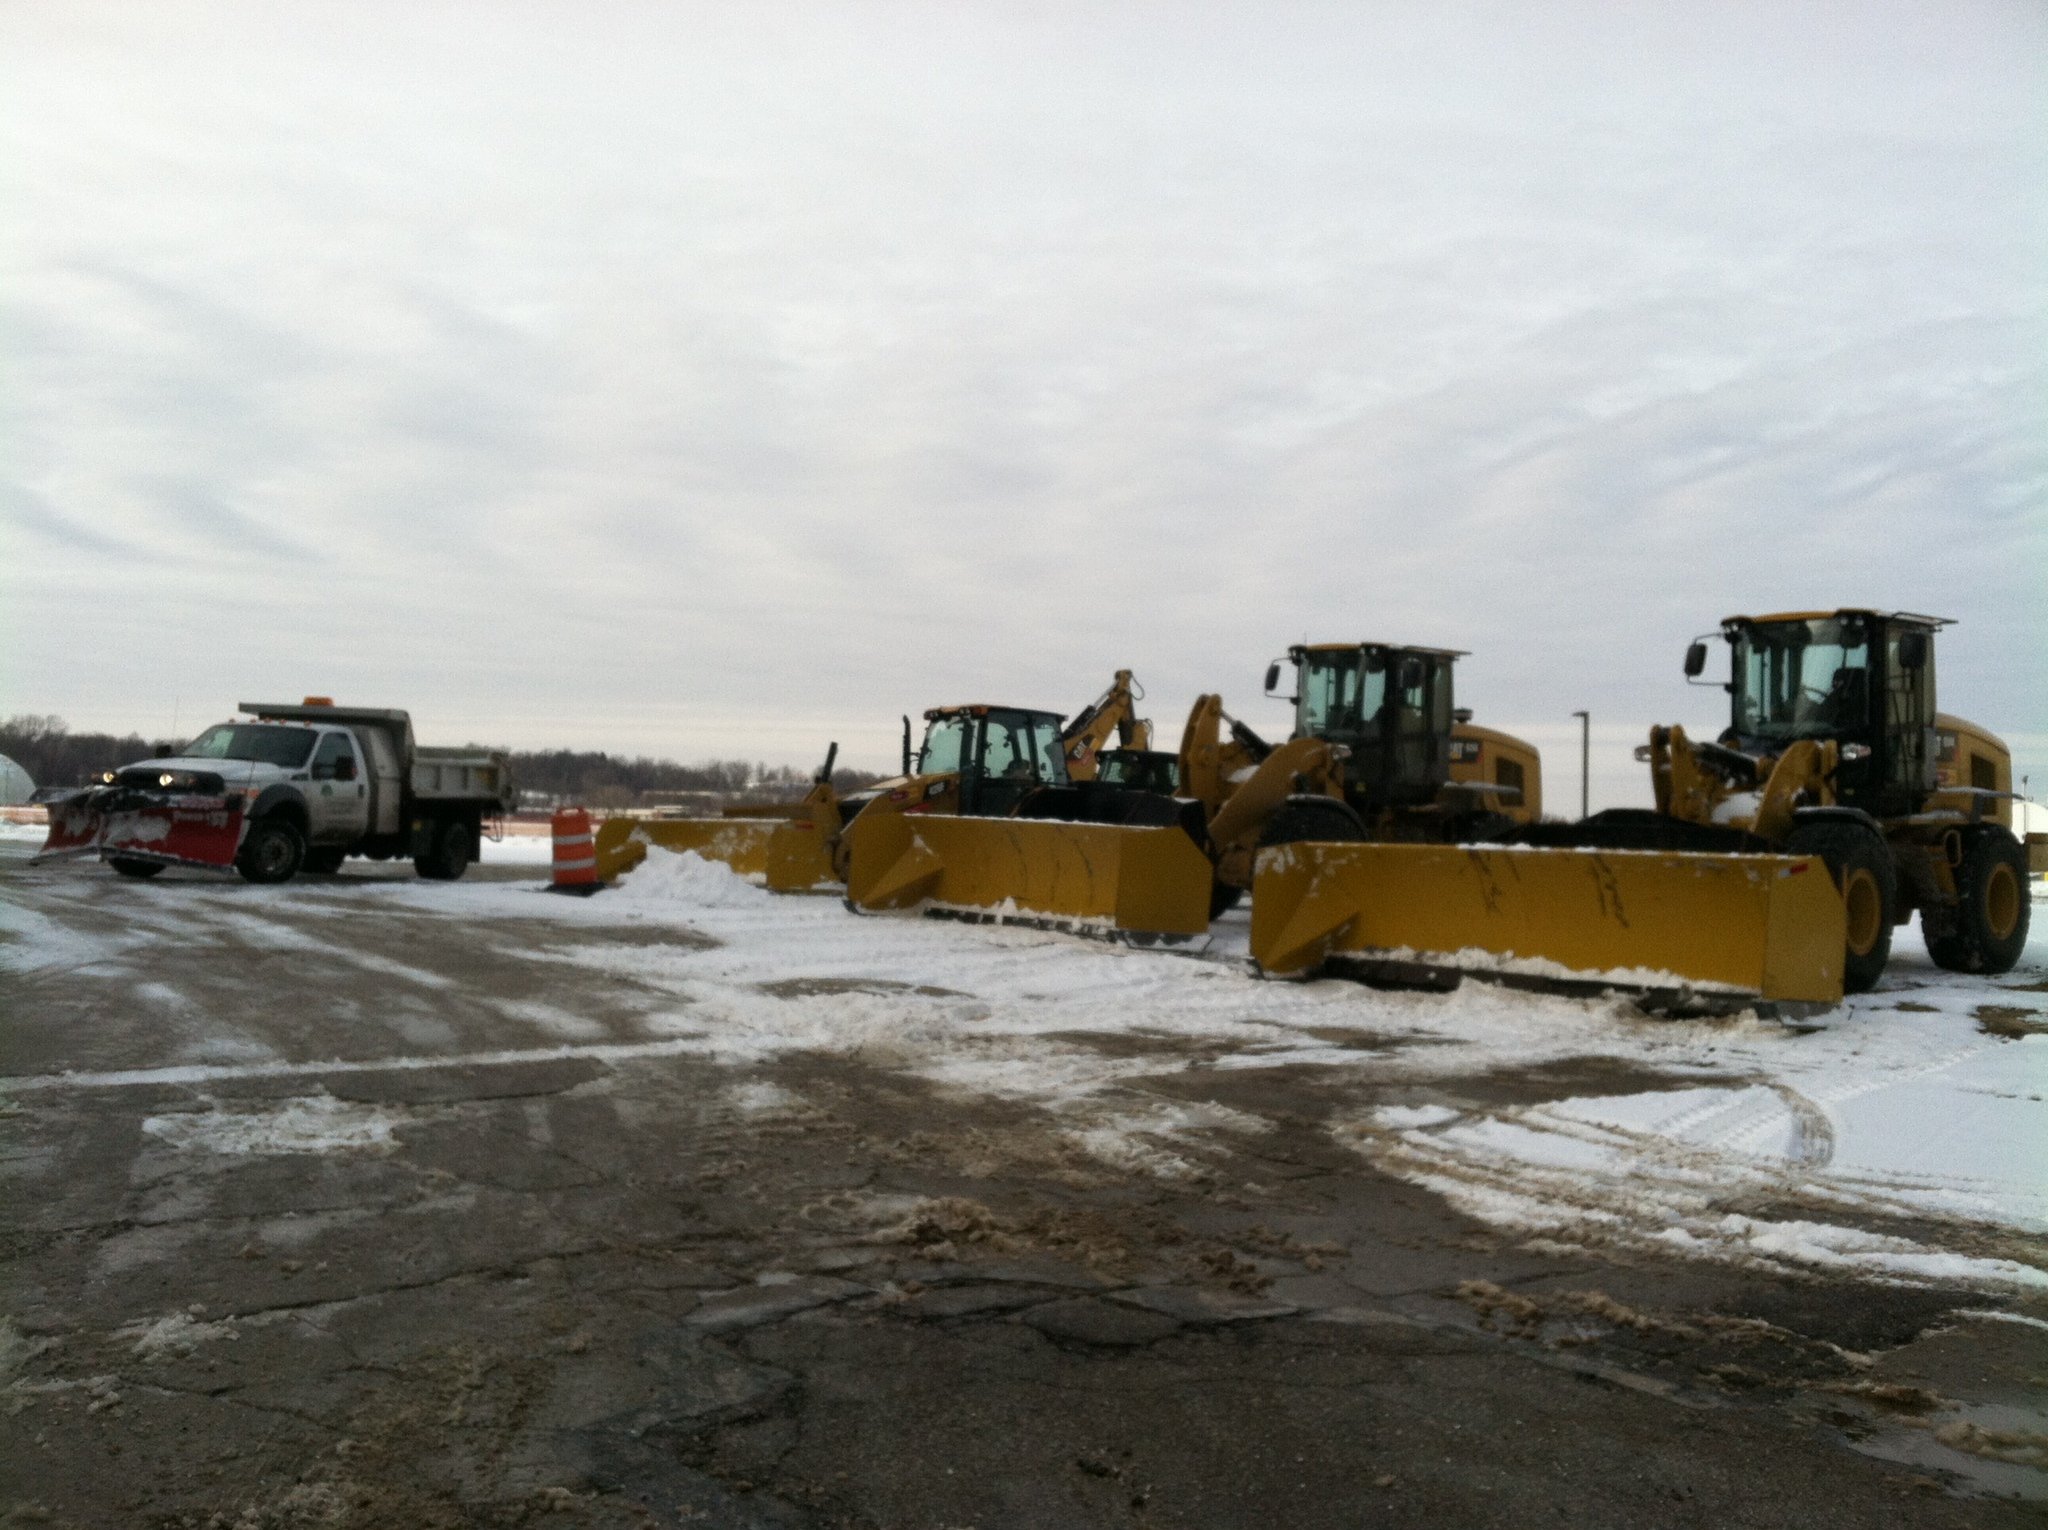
414,820,473,881
1784,819,1895,994
302,847,347,875
110,856,165,879
1925,827,2030,976
237,818,306,885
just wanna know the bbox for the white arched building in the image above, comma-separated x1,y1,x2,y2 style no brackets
0,754,34,808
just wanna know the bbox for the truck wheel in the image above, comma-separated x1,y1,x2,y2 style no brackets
237,818,305,885
110,856,165,880
1925,827,2030,975
414,821,473,881
1784,820,1895,994
302,847,347,875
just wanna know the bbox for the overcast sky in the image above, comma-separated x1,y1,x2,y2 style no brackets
3,0,2043,807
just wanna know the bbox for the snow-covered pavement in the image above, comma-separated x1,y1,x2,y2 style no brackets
6,840,2041,1298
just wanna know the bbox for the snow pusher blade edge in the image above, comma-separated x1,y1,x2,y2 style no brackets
844,811,1213,939
1250,842,1845,1005
592,815,838,891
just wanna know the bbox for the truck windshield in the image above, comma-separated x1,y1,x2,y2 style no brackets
1730,618,1872,742
186,724,318,768
1299,651,1387,739
917,716,969,776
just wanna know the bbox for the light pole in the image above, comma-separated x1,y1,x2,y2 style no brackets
1571,710,1590,820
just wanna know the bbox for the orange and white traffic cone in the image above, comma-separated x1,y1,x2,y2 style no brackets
549,807,602,895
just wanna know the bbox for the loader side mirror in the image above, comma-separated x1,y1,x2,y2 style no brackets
901,716,913,777
1898,631,1928,670
1398,657,1425,694
1683,641,1709,678
1264,662,1282,695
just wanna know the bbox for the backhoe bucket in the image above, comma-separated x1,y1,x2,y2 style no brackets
592,815,839,892
34,789,246,872
844,811,1213,939
1251,842,1845,1005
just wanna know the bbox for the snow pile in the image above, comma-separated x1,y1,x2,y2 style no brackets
142,1096,410,1156
614,848,773,909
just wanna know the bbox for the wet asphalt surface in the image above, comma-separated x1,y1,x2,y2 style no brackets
2,847,2044,1529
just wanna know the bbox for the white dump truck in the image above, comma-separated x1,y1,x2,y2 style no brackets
36,699,514,884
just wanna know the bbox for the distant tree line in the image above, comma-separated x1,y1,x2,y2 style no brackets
0,715,173,791
504,749,880,810
0,715,880,809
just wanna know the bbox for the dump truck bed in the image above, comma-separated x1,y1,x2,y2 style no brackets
411,748,511,802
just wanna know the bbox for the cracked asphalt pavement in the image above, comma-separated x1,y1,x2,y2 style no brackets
3,848,2043,1527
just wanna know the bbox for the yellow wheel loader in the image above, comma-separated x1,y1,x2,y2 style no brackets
1172,643,1544,914
1514,609,2040,992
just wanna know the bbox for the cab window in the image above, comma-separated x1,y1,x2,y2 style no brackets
310,732,357,781
917,717,968,775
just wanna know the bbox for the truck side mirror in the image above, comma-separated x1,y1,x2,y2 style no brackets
1263,662,1282,695
1898,631,1928,670
335,756,357,782
1684,641,1709,678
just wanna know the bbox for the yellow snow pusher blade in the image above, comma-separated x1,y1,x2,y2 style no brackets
1251,843,1845,1009
591,745,843,893
592,815,838,892
843,810,1213,940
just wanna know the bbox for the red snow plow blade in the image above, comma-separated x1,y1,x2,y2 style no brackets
35,789,247,872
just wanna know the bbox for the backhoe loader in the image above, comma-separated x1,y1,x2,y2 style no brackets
595,671,1152,890
1511,609,2042,991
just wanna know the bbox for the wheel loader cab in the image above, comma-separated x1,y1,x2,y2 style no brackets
1717,611,1940,818
918,706,1069,819
1282,643,1458,812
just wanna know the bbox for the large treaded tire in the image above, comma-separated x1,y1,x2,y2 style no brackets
1925,826,2030,976
1784,819,1896,995
110,856,165,880
414,820,474,881
236,818,306,885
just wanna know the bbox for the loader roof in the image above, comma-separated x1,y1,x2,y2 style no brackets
922,704,1064,723
1293,642,1468,659
1724,610,1953,629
